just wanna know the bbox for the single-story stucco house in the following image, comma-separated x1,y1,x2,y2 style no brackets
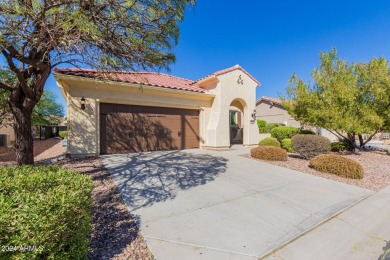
256,96,338,141
256,96,301,127
54,65,261,156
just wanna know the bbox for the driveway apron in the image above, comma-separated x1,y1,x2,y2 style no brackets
102,146,373,260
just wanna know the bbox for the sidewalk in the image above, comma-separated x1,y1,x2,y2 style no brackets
265,185,390,260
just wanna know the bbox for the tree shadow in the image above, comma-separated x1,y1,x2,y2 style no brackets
55,157,153,259
104,150,228,211
379,240,390,260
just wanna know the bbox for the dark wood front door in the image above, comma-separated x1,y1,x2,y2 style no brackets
100,103,200,154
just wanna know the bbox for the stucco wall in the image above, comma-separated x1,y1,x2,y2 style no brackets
58,68,260,155
68,95,98,155
62,78,213,155
0,124,15,143
316,128,339,142
202,70,259,148
256,101,301,127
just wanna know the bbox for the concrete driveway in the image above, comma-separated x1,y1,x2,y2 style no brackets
102,146,373,259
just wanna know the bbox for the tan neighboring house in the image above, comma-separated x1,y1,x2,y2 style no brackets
256,96,338,141
256,96,301,127
0,124,15,145
0,115,67,146
54,65,262,156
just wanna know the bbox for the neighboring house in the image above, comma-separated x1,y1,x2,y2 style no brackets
0,124,15,145
256,96,338,141
54,65,261,156
256,96,301,127
0,116,67,145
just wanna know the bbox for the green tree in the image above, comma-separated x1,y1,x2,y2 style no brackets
282,49,390,150
0,0,194,165
0,67,16,127
32,90,64,126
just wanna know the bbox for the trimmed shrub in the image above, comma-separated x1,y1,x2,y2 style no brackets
281,138,295,153
292,134,331,159
251,146,288,161
0,166,93,259
59,130,68,139
331,142,349,152
299,129,316,135
259,137,281,147
310,154,364,179
257,120,267,133
270,126,299,142
264,123,284,133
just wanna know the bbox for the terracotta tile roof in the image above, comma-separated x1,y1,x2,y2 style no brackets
54,68,205,93
256,96,283,105
194,65,261,85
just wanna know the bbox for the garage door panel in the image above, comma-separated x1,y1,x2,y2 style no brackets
100,104,199,154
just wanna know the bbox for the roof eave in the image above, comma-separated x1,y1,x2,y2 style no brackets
54,73,215,98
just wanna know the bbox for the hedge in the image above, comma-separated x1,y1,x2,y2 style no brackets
292,134,331,159
257,120,267,133
310,154,364,179
299,129,316,135
270,126,299,142
281,138,295,153
251,146,288,161
258,137,281,147
264,123,285,133
0,166,93,259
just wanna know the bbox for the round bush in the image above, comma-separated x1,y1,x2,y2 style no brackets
264,123,285,133
0,166,93,259
270,126,299,142
310,154,364,179
259,137,281,147
292,134,331,159
331,142,349,152
251,146,288,161
281,138,295,153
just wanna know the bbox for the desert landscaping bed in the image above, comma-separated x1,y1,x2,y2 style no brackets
54,157,154,260
244,151,390,191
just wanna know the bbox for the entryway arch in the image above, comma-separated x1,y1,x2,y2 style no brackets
229,98,248,146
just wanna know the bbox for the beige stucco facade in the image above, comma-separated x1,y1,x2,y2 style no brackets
0,124,15,144
55,66,261,155
256,100,301,127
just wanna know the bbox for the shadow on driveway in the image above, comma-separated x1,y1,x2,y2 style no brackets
103,150,228,211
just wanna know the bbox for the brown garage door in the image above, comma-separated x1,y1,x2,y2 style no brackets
100,103,200,154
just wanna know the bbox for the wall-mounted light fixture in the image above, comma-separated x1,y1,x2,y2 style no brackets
80,96,86,110
251,109,256,120
250,109,256,124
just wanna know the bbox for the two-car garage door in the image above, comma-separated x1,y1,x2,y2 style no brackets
100,103,200,154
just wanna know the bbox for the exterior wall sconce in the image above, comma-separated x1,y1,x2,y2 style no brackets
251,109,256,120
80,96,86,110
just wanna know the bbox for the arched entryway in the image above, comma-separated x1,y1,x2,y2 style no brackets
229,98,247,146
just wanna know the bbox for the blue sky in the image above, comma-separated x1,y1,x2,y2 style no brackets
8,1,390,112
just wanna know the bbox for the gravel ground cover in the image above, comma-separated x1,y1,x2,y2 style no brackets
244,151,390,191
54,157,154,260
0,138,66,166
